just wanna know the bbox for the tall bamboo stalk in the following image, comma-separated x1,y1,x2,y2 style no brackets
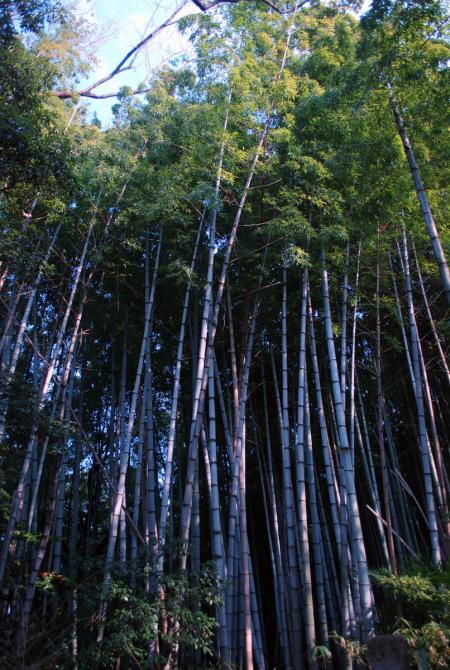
321,250,374,641
375,233,397,574
389,89,450,304
294,267,316,664
401,230,441,564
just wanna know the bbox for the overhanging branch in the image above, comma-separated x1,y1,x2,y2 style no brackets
52,0,309,101
53,0,189,100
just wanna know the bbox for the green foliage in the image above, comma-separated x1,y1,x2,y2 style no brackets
0,488,11,529
1,557,221,669
88,566,220,667
81,580,159,668
0,38,70,194
283,244,310,268
33,12,98,85
372,564,450,668
157,563,222,661
329,631,367,663
0,0,64,42
312,643,332,665
394,618,450,669
36,570,70,591
372,564,450,627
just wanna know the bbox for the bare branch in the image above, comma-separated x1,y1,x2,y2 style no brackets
68,85,155,100
420,13,450,47
53,0,189,99
191,0,307,14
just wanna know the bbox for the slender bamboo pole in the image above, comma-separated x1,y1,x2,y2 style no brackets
307,291,340,546
340,242,350,413
388,89,450,303
412,243,450,386
158,215,204,566
179,7,302,557
261,362,292,670
304,380,328,646
97,229,162,642
239,421,253,669
348,242,361,459
401,231,442,564
0,222,62,442
321,250,374,641
208,363,230,661
294,267,316,664
375,232,397,574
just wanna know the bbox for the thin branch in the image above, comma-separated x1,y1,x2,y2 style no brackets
191,0,307,14
65,85,155,100
366,505,419,559
70,407,147,546
420,13,450,47
53,1,189,99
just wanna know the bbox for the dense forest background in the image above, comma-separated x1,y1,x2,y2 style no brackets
0,0,449,668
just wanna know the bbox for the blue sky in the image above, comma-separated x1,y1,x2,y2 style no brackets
74,0,197,125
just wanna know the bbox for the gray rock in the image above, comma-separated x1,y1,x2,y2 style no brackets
367,634,410,670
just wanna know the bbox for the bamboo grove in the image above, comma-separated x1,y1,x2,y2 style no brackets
0,1,449,668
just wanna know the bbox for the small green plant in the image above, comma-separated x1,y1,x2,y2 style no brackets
393,618,450,669
371,563,450,669
312,643,332,666
74,561,221,669
329,631,368,666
